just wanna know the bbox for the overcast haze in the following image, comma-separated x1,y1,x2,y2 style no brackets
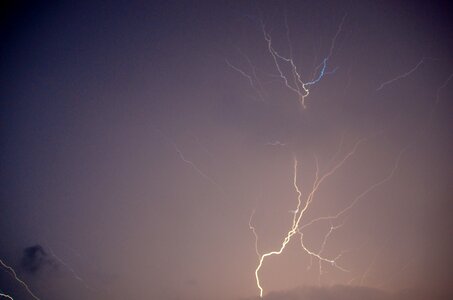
1,1,452,299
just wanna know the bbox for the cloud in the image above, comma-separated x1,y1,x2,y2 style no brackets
263,285,386,300
20,244,56,274
243,285,453,300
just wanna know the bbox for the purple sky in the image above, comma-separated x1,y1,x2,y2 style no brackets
1,1,452,299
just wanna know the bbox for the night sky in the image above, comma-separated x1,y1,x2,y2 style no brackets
1,1,452,299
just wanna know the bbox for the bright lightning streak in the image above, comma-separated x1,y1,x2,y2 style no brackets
229,15,344,108
376,58,425,91
253,158,303,298
262,25,310,108
260,14,344,108
300,221,348,281
327,14,347,61
253,139,363,298
310,14,346,83
298,231,349,273
299,146,407,231
0,293,14,300
249,210,261,258
305,58,329,87
316,222,345,280
0,258,40,300
262,28,334,107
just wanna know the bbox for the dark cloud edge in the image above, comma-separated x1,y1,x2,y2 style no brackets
241,284,453,300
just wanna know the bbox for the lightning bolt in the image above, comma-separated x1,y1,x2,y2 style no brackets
299,146,407,231
154,128,225,193
0,258,40,300
249,210,261,258
376,58,425,91
327,14,347,61
226,48,267,102
229,13,345,108
47,246,93,291
315,222,346,283
226,59,266,102
423,71,453,132
252,139,363,298
299,219,350,284
297,229,349,274
0,293,14,300
261,12,345,108
172,143,225,193
261,24,309,109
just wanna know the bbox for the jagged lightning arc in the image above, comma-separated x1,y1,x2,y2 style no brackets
0,293,14,300
259,12,346,108
47,246,93,291
153,128,225,193
228,14,346,109
248,210,261,259
261,27,335,109
0,258,40,300
298,146,406,231
305,221,346,284
250,137,407,297
376,58,426,91
251,139,363,298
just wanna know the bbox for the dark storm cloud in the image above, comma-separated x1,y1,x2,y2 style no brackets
244,285,453,300
20,244,55,274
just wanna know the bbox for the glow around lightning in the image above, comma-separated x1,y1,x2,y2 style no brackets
252,139,363,298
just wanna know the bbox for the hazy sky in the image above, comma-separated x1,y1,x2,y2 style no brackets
1,1,452,299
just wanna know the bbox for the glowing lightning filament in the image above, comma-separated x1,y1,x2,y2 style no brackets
253,158,303,298
0,258,40,300
259,15,345,108
299,146,407,231
249,210,261,258
47,247,93,291
376,58,425,91
252,139,362,298
0,293,14,300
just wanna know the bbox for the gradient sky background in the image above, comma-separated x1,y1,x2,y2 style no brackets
1,1,452,299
